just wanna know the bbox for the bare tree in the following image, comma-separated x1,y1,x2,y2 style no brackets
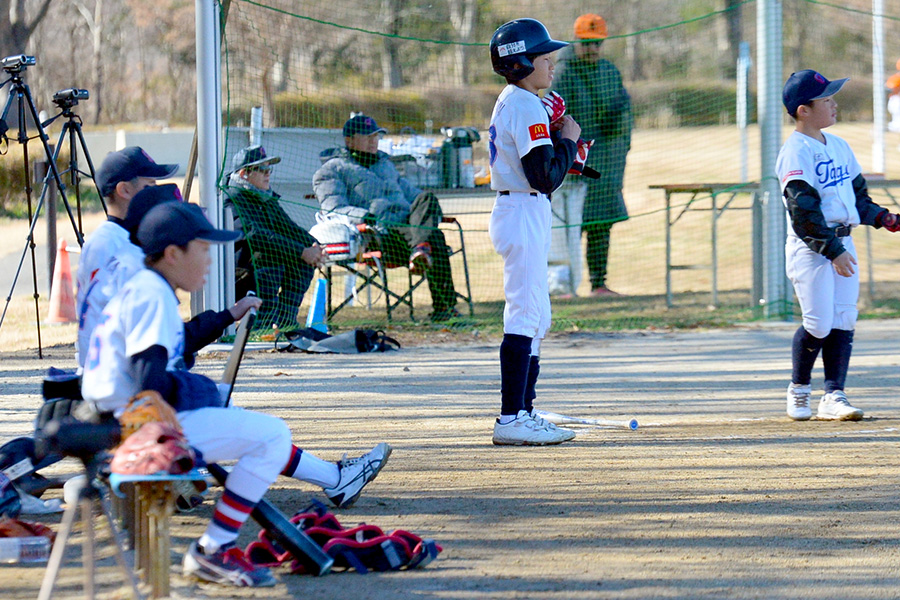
381,0,403,89
0,0,53,58
449,0,476,85
719,0,742,79
73,0,103,123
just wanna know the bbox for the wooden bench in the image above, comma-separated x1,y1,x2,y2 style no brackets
109,470,207,598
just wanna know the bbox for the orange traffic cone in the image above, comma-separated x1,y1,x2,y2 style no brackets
47,238,77,324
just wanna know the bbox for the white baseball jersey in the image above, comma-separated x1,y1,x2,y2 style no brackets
776,130,863,235
488,84,554,340
81,268,185,414
777,130,863,337
489,84,554,193
75,221,146,369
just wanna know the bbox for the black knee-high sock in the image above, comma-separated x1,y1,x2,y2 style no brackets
792,326,824,385
822,329,854,393
499,334,533,416
523,355,540,414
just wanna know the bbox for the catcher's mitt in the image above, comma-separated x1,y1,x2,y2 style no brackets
109,421,195,476
118,390,180,442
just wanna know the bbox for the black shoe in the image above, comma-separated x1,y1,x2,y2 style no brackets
430,307,463,322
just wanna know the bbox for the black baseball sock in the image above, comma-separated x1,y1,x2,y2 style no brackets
523,355,540,414
499,333,533,417
822,328,854,393
791,326,824,386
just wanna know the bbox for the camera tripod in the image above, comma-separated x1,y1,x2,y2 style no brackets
0,56,86,357
41,88,104,229
37,454,143,600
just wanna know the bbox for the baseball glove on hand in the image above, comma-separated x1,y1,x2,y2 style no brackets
542,91,566,129
110,422,195,476
118,390,181,442
879,211,900,232
568,138,594,175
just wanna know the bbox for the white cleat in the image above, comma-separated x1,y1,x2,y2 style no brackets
817,390,863,421
492,410,575,446
786,383,812,421
529,410,576,442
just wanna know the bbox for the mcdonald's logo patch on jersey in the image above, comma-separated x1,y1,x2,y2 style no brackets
529,123,549,141
783,169,803,182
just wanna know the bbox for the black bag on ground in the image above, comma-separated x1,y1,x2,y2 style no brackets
276,328,400,354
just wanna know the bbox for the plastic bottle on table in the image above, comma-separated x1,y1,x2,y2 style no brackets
0,536,51,563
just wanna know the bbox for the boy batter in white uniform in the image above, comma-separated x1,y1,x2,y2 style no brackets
487,19,591,445
777,70,900,421
81,202,391,587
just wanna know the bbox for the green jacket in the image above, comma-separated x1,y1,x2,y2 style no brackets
553,48,632,224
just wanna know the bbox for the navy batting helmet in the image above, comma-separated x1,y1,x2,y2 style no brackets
490,19,568,82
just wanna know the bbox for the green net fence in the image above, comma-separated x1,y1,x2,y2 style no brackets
219,0,900,332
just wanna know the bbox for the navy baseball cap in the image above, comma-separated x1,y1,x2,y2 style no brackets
783,70,849,116
138,201,240,256
95,147,178,198
343,114,387,137
123,183,183,238
231,145,281,173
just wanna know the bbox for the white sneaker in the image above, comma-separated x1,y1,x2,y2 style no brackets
529,410,576,442
817,390,864,421
324,442,392,508
492,410,574,446
786,383,812,421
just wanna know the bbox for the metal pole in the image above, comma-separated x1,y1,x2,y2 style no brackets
737,42,751,184
873,0,886,174
250,106,263,146
758,0,787,320
196,0,224,315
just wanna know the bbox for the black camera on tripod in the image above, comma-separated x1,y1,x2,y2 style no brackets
52,88,89,110
1,54,35,74
34,418,121,463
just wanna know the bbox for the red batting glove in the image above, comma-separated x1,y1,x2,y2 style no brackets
542,91,566,129
880,212,900,232
568,138,594,175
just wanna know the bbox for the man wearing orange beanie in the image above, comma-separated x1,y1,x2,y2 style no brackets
552,14,632,297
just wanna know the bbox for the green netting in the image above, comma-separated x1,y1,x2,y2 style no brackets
219,0,900,332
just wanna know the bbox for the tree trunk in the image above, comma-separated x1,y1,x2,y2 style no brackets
719,0,742,79
91,0,103,124
0,0,53,58
380,0,403,89
625,4,643,81
449,0,477,86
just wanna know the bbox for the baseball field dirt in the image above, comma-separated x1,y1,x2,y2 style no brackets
2,319,900,599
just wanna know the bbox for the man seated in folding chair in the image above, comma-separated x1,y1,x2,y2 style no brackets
312,114,460,322
224,144,327,330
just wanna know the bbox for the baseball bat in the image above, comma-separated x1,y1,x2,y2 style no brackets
535,409,638,431
581,165,602,180
205,463,334,575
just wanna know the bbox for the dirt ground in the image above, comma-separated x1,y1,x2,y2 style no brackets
3,320,900,599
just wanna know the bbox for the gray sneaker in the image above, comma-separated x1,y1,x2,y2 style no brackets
817,390,863,421
324,442,392,508
786,383,812,421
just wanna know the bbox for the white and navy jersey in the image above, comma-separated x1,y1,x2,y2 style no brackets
75,222,146,369
81,269,185,415
488,85,554,193
776,130,863,236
